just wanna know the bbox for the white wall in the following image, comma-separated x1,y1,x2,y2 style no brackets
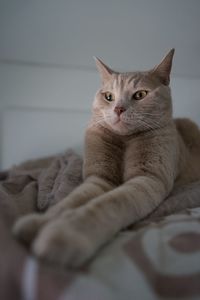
171,78,200,124
0,63,97,168
1,0,200,77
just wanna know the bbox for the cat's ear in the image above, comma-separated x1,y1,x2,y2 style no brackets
94,57,114,83
151,48,175,85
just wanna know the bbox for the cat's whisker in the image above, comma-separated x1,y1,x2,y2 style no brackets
92,115,113,128
137,113,162,117
136,112,159,114
133,116,162,131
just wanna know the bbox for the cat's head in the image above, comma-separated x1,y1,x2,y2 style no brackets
92,49,174,135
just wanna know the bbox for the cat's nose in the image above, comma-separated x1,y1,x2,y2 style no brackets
114,106,126,116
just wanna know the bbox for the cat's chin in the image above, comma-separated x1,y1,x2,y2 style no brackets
107,120,134,136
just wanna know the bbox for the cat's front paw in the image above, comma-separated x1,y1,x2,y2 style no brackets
13,213,49,246
32,219,96,268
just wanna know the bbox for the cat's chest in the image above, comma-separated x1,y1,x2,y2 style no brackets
122,138,151,182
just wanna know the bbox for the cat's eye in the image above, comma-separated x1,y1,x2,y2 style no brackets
133,90,148,100
104,92,115,102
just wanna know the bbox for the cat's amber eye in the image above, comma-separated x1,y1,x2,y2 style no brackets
104,92,115,102
133,90,148,100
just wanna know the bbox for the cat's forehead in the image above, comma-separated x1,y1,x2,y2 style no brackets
115,72,143,87
107,71,157,90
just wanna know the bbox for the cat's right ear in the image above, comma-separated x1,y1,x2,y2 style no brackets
94,57,114,83
151,49,175,85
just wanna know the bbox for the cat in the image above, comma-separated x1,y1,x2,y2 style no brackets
13,49,200,268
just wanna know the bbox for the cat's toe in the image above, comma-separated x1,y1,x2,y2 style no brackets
32,220,94,268
13,214,48,246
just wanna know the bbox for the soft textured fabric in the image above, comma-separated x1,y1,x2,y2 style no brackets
0,149,82,227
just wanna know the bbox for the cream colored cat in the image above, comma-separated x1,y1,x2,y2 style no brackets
13,49,200,267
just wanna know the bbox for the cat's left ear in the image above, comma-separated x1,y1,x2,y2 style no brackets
151,48,175,85
94,57,114,83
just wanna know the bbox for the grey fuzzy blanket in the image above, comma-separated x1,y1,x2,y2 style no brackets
0,149,83,227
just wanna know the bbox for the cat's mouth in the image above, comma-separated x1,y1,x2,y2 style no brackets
108,118,134,135
113,116,121,124
113,114,129,125
111,116,130,129
103,113,132,134
112,116,124,125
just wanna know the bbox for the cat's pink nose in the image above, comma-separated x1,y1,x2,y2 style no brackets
114,106,126,116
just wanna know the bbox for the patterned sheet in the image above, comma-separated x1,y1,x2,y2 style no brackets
1,208,200,300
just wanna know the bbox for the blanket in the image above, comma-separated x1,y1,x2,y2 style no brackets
0,149,83,228
0,149,200,299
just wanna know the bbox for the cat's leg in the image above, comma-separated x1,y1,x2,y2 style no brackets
31,174,170,267
13,128,123,245
13,175,115,244
13,214,49,246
